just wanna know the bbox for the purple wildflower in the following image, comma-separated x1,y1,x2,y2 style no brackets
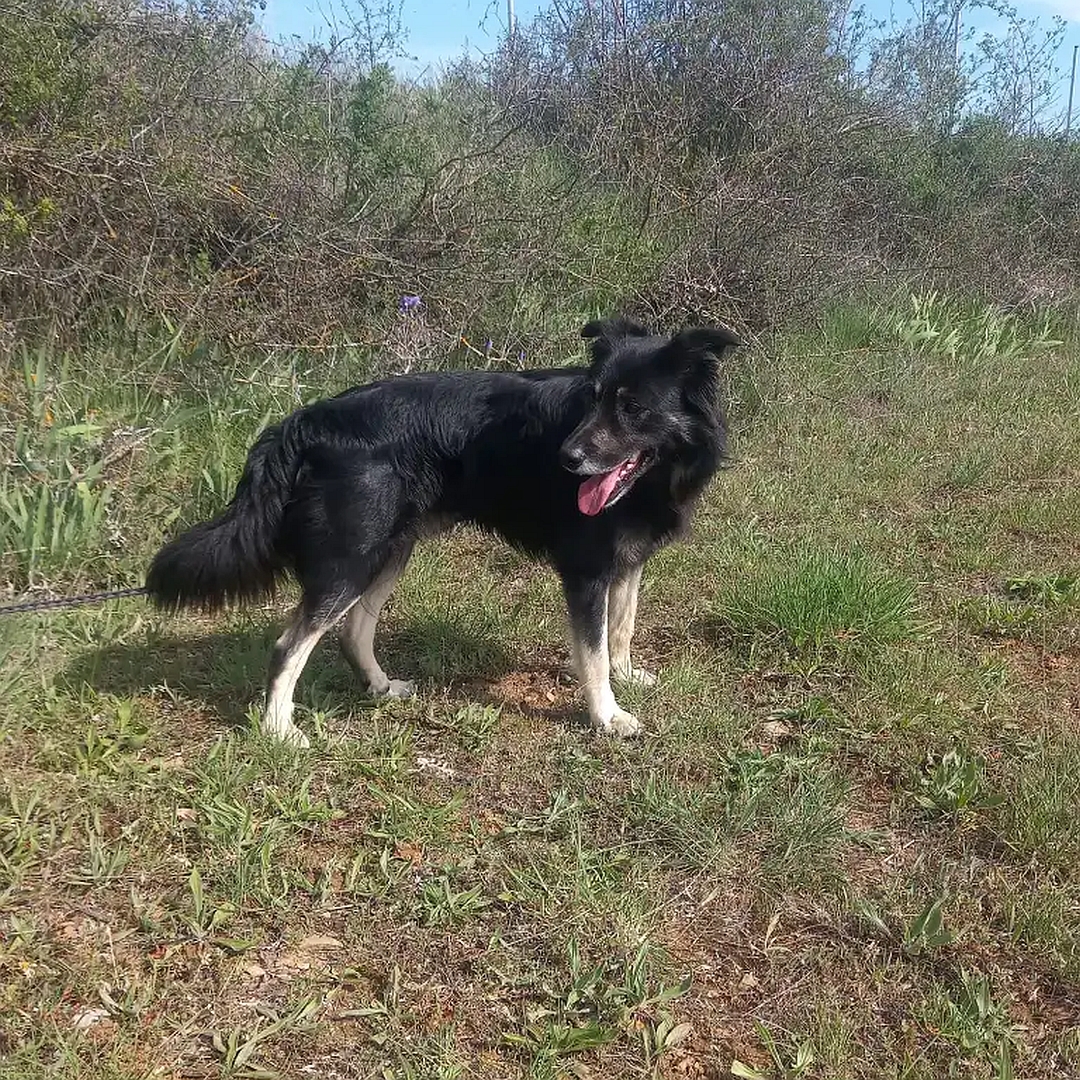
399,295,422,313
484,339,493,351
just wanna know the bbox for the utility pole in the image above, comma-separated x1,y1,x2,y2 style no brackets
1067,45,1078,139
508,0,515,37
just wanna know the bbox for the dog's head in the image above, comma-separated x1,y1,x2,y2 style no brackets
560,316,744,516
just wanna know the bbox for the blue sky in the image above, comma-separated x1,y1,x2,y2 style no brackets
261,0,548,72
260,0,1079,82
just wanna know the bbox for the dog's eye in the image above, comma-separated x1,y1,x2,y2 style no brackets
619,397,646,418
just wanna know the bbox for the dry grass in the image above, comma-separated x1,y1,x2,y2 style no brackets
2,302,1080,1078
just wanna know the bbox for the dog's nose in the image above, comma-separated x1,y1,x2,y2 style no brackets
560,444,587,472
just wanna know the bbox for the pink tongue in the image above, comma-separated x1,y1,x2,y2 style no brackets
578,465,626,516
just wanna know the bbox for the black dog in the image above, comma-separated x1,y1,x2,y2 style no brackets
146,317,742,746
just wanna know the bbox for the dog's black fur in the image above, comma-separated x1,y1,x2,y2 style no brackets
146,316,742,738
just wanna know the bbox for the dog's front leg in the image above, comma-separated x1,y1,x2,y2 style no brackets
608,564,656,687
561,574,641,737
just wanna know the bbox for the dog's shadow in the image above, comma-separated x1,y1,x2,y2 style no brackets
64,614,517,728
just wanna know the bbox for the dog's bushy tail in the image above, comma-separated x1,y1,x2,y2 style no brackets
146,422,298,612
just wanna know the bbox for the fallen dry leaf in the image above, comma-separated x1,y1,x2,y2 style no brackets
761,719,793,741
298,934,344,951
393,841,423,866
72,1006,110,1031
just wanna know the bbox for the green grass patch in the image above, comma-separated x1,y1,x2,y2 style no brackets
711,545,919,655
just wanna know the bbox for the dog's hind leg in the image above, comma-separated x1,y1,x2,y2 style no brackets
264,459,415,744
263,599,359,748
608,564,656,687
562,574,641,737
339,542,416,698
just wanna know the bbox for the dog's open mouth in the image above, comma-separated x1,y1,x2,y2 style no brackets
577,453,652,515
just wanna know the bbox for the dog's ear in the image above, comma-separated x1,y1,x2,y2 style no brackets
663,324,744,375
664,324,744,414
581,316,651,364
673,325,745,357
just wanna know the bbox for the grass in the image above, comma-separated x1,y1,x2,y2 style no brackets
2,297,1080,1077
711,545,919,656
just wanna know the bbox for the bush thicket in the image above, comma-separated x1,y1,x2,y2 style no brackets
1,0,1078,352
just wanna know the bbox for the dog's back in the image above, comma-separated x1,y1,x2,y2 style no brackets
146,367,594,612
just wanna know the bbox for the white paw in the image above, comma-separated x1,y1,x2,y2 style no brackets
614,666,657,688
262,719,310,749
594,706,642,737
373,678,416,699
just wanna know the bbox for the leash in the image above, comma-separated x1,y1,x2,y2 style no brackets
0,586,148,616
